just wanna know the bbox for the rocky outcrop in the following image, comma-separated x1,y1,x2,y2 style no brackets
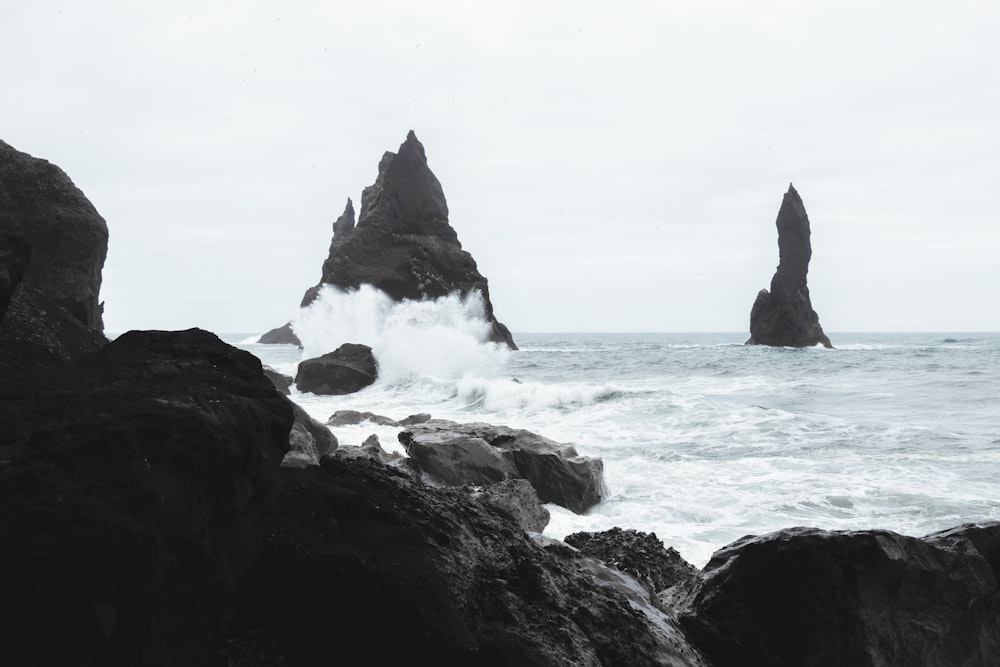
0,140,108,331
675,523,1000,666
399,419,606,513
229,457,706,666
0,142,109,373
259,131,516,350
257,322,300,346
0,328,292,666
294,342,377,395
566,528,699,597
746,184,832,348
473,478,551,533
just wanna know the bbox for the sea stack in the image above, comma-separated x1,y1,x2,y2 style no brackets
260,131,516,350
746,184,832,348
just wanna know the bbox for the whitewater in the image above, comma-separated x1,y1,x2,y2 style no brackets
233,288,1000,568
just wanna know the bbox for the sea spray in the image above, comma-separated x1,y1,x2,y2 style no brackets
292,284,510,386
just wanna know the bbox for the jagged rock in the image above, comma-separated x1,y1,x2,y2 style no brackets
473,478,551,533
399,412,432,426
284,401,338,467
257,322,300,346
676,523,1000,666
399,419,606,513
229,457,706,666
260,132,516,350
0,328,292,666
331,433,405,467
0,140,108,331
565,528,699,597
746,184,832,348
326,409,398,427
295,342,377,395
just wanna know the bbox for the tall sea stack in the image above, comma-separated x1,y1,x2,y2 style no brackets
746,184,832,348
260,131,516,350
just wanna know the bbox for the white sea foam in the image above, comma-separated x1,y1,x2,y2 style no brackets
291,284,510,386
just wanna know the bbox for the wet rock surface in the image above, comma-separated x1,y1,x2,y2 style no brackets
294,342,377,395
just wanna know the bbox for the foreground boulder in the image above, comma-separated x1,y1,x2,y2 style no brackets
295,342,377,395
675,523,1000,666
284,401,338,467
746,184,832,348
260,131,516,350
230,457,705,666
399,419,606,513
0,328,292,666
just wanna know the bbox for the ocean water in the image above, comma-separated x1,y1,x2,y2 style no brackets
229,295,1000,568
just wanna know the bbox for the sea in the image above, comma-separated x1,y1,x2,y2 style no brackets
226,288,1000,568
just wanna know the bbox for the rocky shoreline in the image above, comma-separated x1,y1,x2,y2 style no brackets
3,139,999,665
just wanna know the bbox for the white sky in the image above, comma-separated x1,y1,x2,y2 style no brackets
3,1,999,334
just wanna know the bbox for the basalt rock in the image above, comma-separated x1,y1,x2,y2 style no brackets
0,142,109,373
0,328,292,666
399,419,607,513
259,131,516,350
294,342,377,395
676,523,1000,666
284,401,338,467
229,456,706,666
566,528,699,598
746,184,832,348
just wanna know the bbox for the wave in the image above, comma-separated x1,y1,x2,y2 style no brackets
292,285,511,386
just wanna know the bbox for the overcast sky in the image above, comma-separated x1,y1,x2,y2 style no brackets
3,1,999,334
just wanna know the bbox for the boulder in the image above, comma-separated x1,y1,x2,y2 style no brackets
0,328,293,666
326,409,399,427
0,140,108,331
0,142,109,373
260,132,516,350
229,456,705,666
284,401,338,467
295,342,377,395
676,523,1000,666
399,419,606,513
565,528,699,597
331,433,405,467
746,184,832,348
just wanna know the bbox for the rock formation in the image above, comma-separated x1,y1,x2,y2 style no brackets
0,140,109,372
746,184,832,348
260,131,516,350
675,523,1000,666
295,341,378,395
399,419,607,513
0,328,292,666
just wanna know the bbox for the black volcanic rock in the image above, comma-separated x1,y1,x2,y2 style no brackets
565,528,699,597
0,142,110,372
260,131,516,350
746,184,832,348
257,322,300,346
0,140,108,331
676,523,1000,666
399,419,607,514
0,328,293,666
230,457,706,666
294,342,377,395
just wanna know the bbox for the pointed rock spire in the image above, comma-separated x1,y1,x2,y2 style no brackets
746,184,832,348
